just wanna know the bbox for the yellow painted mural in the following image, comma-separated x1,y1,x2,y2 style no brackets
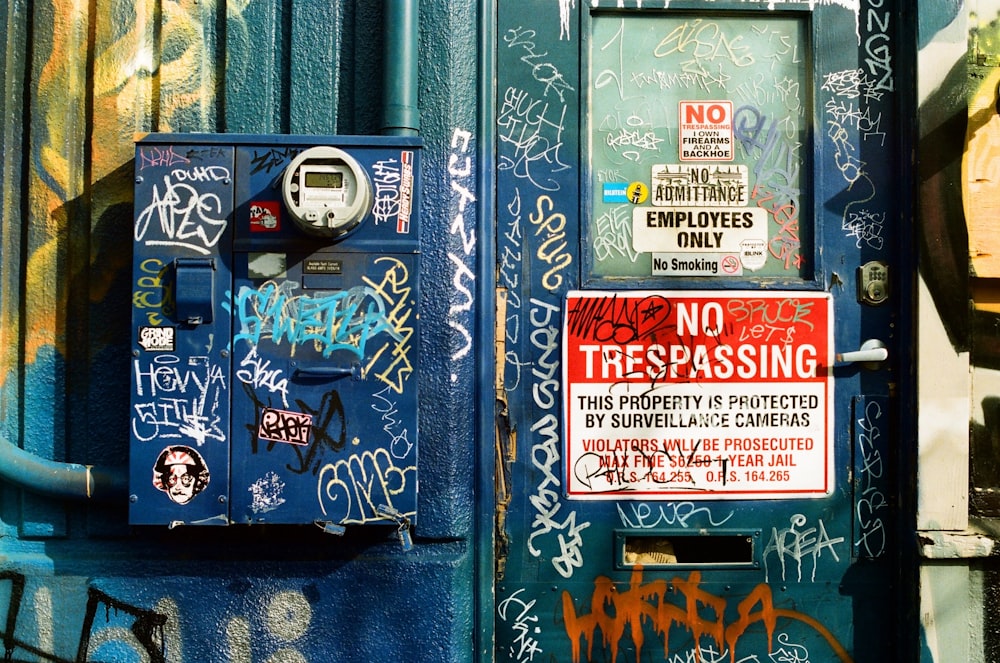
964,3,1000,277
3,0,250,383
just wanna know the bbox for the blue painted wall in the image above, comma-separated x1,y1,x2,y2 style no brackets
1,0,992,660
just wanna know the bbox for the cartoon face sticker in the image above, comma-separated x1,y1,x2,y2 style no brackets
152,445,210,505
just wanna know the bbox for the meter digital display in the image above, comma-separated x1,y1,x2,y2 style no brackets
304,170,344,190
282,146,373,238
300,166,348,206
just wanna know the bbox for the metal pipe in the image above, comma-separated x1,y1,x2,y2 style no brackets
0,437,127,502
382,0,420,136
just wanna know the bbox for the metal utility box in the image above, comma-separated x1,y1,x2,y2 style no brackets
129,134,421,533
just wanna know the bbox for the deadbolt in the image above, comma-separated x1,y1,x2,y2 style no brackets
858,261,889,306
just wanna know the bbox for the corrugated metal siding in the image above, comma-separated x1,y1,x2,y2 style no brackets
0,1,388,536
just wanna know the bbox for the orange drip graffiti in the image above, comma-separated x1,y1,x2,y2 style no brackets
561,568,852,663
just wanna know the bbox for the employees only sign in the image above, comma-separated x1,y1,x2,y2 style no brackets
563,290,833,500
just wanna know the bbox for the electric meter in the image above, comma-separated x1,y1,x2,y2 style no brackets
282,146,373,238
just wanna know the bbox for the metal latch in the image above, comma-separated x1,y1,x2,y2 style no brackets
173,258,216,324
314,520,346,536
291,362,363,381
377,504,414,551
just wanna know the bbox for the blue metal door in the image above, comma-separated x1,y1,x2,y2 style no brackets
227,139,421,529
129,141,235,525
493,2,905,661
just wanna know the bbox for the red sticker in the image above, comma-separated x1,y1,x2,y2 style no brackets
250,201,281,232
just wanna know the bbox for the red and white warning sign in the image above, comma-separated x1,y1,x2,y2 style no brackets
563,290,833,500
678,101,734,161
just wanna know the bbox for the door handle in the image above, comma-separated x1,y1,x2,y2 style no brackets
836,339,888,366
290,363,362,381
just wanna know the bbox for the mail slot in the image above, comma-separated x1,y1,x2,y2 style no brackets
615,530,760,570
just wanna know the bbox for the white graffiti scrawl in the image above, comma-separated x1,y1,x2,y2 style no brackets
527,298,590,579
131,355,227,446
134,167,230,256
447,128,477,367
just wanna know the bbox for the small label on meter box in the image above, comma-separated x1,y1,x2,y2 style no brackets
303,259,343,275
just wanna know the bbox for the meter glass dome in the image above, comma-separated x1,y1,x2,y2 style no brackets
282,145,373,238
